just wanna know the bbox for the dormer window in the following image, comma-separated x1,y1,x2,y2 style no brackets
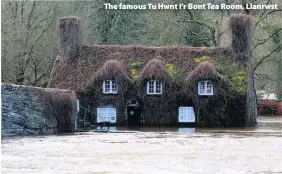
103,80,117,94
147,80,162,95
198,80,213,95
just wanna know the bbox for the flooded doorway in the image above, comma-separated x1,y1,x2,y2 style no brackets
127,99,142,126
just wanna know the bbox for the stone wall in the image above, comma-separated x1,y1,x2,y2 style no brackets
1,84,76,136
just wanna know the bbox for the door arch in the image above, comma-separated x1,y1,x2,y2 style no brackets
127,99,142,126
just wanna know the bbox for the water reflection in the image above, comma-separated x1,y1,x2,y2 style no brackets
96,126,197,133
96,126,117,131
94,116,282,134
178,128,196,133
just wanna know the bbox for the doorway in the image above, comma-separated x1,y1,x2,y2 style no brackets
127,100,142,126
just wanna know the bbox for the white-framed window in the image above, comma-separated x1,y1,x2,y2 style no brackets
178,107,195,123
146,80,162,95
198,80,213,95
103,80,118,94
97,107,117,123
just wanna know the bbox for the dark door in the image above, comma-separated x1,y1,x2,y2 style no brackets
127,105,142,126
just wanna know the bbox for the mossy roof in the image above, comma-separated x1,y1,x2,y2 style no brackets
50,45,232,91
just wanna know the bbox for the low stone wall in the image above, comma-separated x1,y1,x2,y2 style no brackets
1,83,76,136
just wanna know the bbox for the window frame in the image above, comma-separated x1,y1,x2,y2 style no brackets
146,80,163,95
103,80,118,94
198,80,213,96
97,107,117,123
178,107,195,123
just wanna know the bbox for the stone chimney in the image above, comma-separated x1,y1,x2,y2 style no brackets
229,14,252,63
230,14,257,126
59,17,82,59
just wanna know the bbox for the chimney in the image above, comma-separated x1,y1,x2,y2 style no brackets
59,17,82,59
229,14,252,63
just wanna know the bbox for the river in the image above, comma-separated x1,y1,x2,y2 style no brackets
1,116,282,174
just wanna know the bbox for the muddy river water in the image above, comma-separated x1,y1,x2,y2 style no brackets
2,116,282,174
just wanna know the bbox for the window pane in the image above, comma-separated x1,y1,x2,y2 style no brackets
155,81,161,86
104,81,111,93
111,81,117,93
149,85,154,93
97,108,107,122
206,81,212,94
179,107,195,123
156,88,160,93
149,81,154,93
105,85,110,92
108,108,116,123
108,113,114,121
147,80,162,94
104,80,118,93
155,82,161,93
200,84,205,93
112,85,117,92
206,86,212,94
97,108,116,123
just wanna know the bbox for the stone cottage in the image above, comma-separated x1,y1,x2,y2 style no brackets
48,14,257,128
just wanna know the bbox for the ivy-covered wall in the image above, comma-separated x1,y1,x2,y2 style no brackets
1,84,76,136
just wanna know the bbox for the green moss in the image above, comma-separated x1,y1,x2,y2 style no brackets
130,69,138,79
131,62,142,69
215,65,224,74
110,52,121,58
166,63,177,77
232,62,240,67
216,62,248,95
130,61,143,79
194,55,213,63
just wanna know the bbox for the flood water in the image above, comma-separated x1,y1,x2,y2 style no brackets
2,116,282,174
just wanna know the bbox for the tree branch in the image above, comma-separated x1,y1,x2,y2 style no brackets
254,28,282,49
179,19,217,46
27,1,36,29
255,9,282,27
24,21,53,69
253,42,282,72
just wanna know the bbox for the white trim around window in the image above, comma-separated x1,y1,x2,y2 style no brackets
198,80,213,96
97,107,117,123
103,80,118,94
146,80,162,95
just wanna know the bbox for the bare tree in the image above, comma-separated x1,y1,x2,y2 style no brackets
2,1,57,86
